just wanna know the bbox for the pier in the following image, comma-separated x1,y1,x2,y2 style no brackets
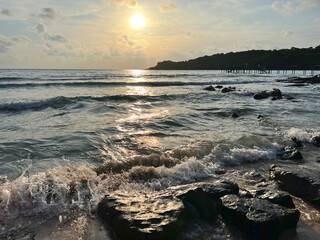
222,66,320,75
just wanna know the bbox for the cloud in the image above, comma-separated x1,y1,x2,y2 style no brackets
185,31,195,38
105,0,139,8
0,39,12,53
11,36,31,42
272,0,320,15
1,9,12,16
158,1,179,13
36,23,67,42
34,8,59,20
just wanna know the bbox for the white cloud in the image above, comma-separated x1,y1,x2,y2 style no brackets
11,36,31,42
0,35,31,53
272,0,320,15
36,23,67,42
104,0,139,8
158,1,179,13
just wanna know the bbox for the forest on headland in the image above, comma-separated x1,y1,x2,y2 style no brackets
149,45,320,70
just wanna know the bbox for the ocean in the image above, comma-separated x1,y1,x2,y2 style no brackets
0,69,320,239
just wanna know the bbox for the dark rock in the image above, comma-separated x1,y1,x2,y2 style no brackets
254,91,270,100
286,96,296,100
269,165,320,206
203,85,215,91
311,136,320,147
279,146,303,160
232,113,239,118
221,87,232,93
98,180,239,239
277,74,320,84
215,85,223,89
219,194,300,239
291,137,303,148
98,190,190,240
257,115,263,119
244,182,295,208
269,88,282,98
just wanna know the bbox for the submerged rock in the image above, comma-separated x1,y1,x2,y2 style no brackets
311,136,320,147
254,88,282,100
219,194,300,239
215,85,223,89
253,91,269,100
221,87,236,93
203,85,216,91
232,113,239,118
269,165,320,206
291,137,303,148
277,74,320,84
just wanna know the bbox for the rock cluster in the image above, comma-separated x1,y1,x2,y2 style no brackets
254,88,282,100
98,174,305,240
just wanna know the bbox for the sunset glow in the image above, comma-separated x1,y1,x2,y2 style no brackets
130,13,146,29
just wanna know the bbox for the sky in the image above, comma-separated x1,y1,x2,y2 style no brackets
0,0,319,69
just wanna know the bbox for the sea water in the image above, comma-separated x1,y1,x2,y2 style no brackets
0,69,320,238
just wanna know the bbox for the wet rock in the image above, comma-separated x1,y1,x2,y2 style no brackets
98,190,190,240
98,180,239,239
215,85,223,89
253,91,269,100
219,194,300,239
221,87,236,93
277,74,320,84
269,88,282,99
244,182,295,208
286,95,296,100
311,136,320,147
269,165,320,206
232,113,239,118
203,85,215,91
278,146,303,160
291,137,303,148
257,115,263,119
172,180,239,220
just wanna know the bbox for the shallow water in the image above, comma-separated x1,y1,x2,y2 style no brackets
0,69,320,238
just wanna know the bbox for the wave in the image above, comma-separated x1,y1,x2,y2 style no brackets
0,94,188,112
0,80,264,89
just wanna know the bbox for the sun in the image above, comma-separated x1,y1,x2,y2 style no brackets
130,13,146,29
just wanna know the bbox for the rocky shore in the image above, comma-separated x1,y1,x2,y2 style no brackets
97,161,320,240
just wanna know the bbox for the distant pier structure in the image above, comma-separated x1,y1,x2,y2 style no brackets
222,65,320,75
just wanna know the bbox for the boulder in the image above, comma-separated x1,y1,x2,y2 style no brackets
291,137,303,148
253,91,269,100
203,85,216,91
219,195,300,239
221,87,236,93
278,146,303,160
244,182,295,208
269,165,320,206
232,113,239,118
215,85,223,89
98,180,239,239
311,136,320,147
98,190,190,240
269,88,282,99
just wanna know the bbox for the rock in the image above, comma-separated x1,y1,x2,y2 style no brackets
257,115,263,119
291,137,303,148
253,91,270,100
269,165,320,206
215,85,223,89
244,182,295,208
277,75,320,84
286,95,296,100
98,180,239,239
269,88,282,99
232,113,239,118
219,195,300,239
311,136,320,147
98,190,190,240
278,146,303,160
171,180,239,220
203,85,215,91
221,87,236,93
